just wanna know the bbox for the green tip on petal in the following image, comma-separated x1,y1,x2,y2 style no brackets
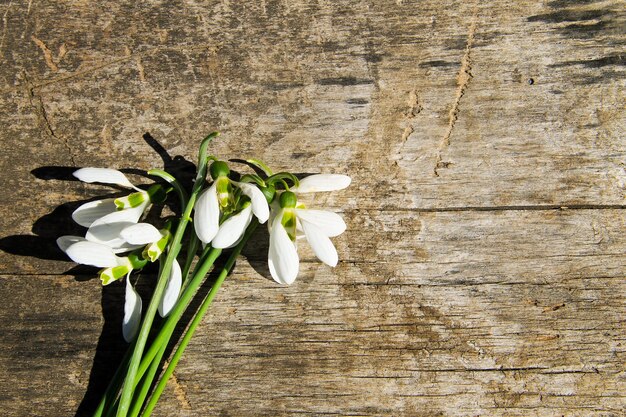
100,265,132,285
142,232,170,262
216,176,233,208
115,191,147,209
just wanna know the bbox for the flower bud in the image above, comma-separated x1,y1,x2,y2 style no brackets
209,160,230,180
279,191,297,208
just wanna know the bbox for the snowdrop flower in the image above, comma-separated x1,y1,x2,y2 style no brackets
61,240,144,341
123,274,142,342
71,168,167,253
120,223,182,317
60,222,180,314
60,232,182,339
268,173,351,230
194,161,269,248
268,176,349,285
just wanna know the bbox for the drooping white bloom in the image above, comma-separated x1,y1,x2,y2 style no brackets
71,168,144,228
64,240,132,269
269,174,351,229
123,275,142,342
116,222,181,317
158,259,182,318
71,168,158,253
60,239,142,342
290,174,351,193
194,165,269,248
73,168,140,190
268,174,350,285
59,239,134,285
269,206,346,285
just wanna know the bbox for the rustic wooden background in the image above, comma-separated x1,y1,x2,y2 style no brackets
0,0,624,416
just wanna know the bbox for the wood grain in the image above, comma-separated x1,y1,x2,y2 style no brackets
0,0,624,416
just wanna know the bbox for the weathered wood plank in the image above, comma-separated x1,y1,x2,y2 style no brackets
2,209,624,416
0,0,624,416
1,0,624,272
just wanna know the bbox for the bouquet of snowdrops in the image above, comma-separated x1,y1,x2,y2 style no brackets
58,133,350,417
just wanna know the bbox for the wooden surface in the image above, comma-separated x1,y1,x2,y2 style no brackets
0,0,624,416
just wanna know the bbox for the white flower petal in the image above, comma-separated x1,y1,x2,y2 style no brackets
87,220,138,250
73,168,136,189
94,199,147,224
121,223,163,245
72,198,118,227
194,184,220,244
268,211,299,285
212,206,253,249
123,277,142,342
159,259,182,317
65,241,125,268
267,199,282,233
236,182,269,223
291,174,351,193
85,202,148,251
224,233,245,249
300,219,338,267
57,235,87,253
294,209,346,237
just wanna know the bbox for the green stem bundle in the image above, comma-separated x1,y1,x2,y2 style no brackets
88,131,285,417
142,221,258,417
115,133,217,417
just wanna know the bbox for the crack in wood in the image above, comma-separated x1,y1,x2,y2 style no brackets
433,1,479,177
169,370,192,410
22,72,77,166
0,1,12,61
31,35,66,72
23,44,210,93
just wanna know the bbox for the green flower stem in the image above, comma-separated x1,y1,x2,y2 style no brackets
102,246,220,416
101,246,221,416
117,197,193,417
128,342,167,417
147,169,188,209
117,133,217,417
181,233,200,282
127,246,219,416
141,220,259,417
182,244,211,295
267,172,299,188
133,247,220,378
246,158,273,176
